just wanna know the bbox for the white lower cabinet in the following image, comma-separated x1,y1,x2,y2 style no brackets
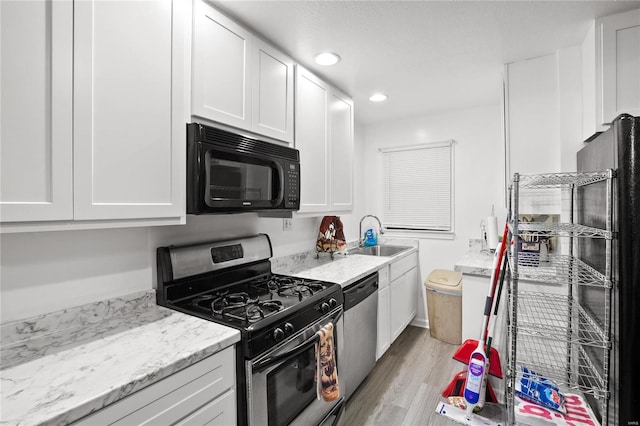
376,252,418,360
376,267,391,360
73,347,236,426
390,267,418,342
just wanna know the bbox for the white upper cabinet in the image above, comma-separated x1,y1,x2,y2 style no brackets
1,0,187,230
0,0,73,222
583,8,640,139
252,38,294,143
296,67,330,212
600,9,640,122
191,0,294,144
328,90,354,210
192,0,252,130
74,0,184,221
295,66,354,215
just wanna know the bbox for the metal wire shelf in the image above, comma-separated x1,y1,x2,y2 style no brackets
510,253,611,288
516,171,612,189
515,291,608,348
513,221,612,239
513,334,608,400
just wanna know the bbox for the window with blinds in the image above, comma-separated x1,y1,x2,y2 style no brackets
381,141,454,232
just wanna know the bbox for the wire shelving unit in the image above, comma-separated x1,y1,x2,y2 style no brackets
506,170,614,425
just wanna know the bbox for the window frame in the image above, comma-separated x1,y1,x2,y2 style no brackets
378,140,455,240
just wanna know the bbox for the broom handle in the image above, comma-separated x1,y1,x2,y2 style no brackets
480,246,501,340
486,249,508,355
480,222,509,341
482,221,510,341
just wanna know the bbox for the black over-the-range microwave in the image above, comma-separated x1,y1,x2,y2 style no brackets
187,123,300,214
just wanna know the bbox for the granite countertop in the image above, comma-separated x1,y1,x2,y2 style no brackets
454,251,496,277
0,240,418,425
0,290,240,426
453,239,497,277
272,239,419,287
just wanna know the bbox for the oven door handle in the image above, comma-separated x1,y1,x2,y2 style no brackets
254,333,319,373
253,308,343,373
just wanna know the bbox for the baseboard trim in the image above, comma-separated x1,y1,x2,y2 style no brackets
411,318,429,329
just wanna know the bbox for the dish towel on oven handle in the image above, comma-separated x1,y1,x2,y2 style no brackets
315,322,340,402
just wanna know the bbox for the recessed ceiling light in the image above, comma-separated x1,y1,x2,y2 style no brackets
315,52,341,66
369,93,388,102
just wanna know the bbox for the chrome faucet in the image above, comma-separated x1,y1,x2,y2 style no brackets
359,215,385,247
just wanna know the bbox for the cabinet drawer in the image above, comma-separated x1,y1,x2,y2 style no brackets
390,252,418,282
74,347,235,425
378,266,390,289
175,389,236,426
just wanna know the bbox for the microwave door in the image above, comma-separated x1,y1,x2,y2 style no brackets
205,151,281,210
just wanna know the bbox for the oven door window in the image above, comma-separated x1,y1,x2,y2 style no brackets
205,152,278,203
266,340,317,426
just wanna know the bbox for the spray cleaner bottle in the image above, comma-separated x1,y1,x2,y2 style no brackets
463,343,487,419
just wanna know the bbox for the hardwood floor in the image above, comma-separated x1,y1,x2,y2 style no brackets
342,326,503,425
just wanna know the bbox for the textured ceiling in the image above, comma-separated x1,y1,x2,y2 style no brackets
213,1,640,125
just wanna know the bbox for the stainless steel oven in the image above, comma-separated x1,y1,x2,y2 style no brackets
248,307,344,426
156,234,345,426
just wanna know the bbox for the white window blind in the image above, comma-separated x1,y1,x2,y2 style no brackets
381,141,454,232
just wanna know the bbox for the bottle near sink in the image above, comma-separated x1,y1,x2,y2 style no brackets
359,215,385,247
362,228,378,247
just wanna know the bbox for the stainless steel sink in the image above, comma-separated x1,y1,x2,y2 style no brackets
349,245,412,257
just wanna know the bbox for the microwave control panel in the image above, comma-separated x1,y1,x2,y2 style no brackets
284,162,300,208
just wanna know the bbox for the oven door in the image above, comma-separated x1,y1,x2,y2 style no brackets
247,308,344,426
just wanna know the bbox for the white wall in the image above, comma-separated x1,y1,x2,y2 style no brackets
362,104,505,326
0,124,367,323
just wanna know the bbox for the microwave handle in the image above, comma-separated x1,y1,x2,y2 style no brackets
274,162,285,206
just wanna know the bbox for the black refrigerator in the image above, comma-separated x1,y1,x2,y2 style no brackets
577,113,640,425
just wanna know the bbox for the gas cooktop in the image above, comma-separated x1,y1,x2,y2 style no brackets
173,274,339,329
156,234,343,357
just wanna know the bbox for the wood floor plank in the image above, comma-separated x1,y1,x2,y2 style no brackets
343,326,505,425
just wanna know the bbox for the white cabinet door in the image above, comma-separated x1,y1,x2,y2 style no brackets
192,0,252,130
390,267,418,343
295,66,354,215
75,347,236,426
252,38,294,144
0,0,73,222
329,90,354,211
600,8,640,122
73,0,182,220
295,67,330,213
376,285,391,361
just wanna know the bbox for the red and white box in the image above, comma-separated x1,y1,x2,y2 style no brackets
515,393,600,426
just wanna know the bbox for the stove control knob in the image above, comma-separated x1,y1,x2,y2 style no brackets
328,298,338,308
273,328,285,342
320,302,330,314
284,323,295,335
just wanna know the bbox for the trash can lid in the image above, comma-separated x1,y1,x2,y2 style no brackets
425,269,463,291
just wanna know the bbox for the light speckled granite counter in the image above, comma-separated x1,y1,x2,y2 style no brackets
272,239,419,286
453,239,497,277
454,251,496,277
0,290,240,426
